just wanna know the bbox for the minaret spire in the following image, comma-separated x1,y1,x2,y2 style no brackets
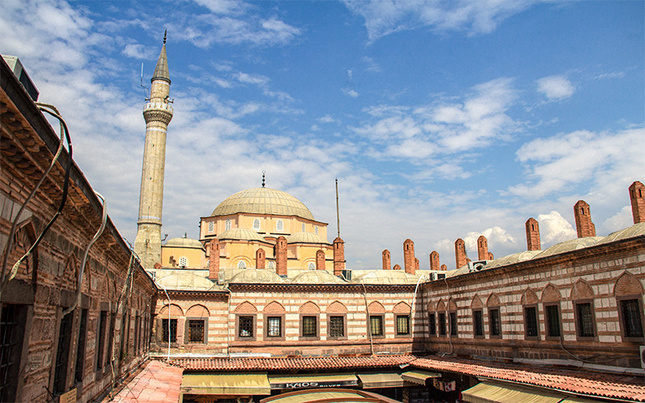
134,33,174,270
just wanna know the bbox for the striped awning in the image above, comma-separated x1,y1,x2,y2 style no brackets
401,370,441,385
357,372,406,388
461,381,565,403
181,373,270,396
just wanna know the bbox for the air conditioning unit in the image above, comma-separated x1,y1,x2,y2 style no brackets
640,346,645,369
430,272,437,281
437,273,446,280
468,260,488,273
340,269,352,281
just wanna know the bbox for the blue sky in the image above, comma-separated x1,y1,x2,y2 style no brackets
2,0,643,269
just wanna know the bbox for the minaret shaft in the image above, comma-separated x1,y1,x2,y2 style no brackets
134,41,172,270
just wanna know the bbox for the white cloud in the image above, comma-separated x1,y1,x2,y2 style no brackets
318,115,338,124
122,43,155,59
537,211,576,246
342,0,541,42
343,88,359,98
537,75,575,100
463,226,517,259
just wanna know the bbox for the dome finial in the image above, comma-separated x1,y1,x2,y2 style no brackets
163,29,167,44
262,171,266,188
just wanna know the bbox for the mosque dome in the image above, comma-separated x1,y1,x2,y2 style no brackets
286,232,328,244
217,228,266,242
164,237,204,249
156,272,218,291
229,269,285,284
211,187,314,220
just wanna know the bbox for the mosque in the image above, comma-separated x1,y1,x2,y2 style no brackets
1,36,644,403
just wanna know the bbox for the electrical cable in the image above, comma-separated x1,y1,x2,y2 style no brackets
0,103,72,299
360,280,375,355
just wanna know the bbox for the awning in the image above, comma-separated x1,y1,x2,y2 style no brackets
401,370,441,385
357,372,406,389
461,381,565,403
269,373,358,390
181,373,271,396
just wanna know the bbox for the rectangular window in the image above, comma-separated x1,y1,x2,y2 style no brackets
620,299,644,338
188,320,205,343
96,311,107,370
329,316,344,338
438,313,446,336
302,316,317,337
75,309,88,383
0,305,27,403
238,316,254,338
396,315,410,335
524,306,539,338
449,312,457,336
576,302,595,338
162,318,178,342
473,310,484,337
428,313,436,336
267,316,282,337
370,316,384,336
545,305,561,337
489,308,501,337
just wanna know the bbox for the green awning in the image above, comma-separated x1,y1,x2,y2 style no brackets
181,373,270,396
269,373,358,390
357,372,406,388
462,381,565,403
401,370,441,385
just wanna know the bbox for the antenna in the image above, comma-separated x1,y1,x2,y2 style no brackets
335,178,341,238
140,63,149,99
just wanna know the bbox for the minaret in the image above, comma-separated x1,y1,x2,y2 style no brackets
134,32,173,270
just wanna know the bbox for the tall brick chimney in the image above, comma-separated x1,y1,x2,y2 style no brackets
429,251,440,271
477,235,489,261
256,248,265,270
403,239,415,274
574,200,596,238
316,249,326,270
629,181,645,224
382,249,391,270
333,237,345,276
275,236,288,276
525,218,541,251
455,238,468,269
208,239,220,281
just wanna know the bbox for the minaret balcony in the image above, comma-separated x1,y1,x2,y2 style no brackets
143,101,174,114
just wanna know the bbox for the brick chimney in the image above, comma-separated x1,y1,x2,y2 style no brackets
316,249,326,270
525,218,541,251
208,239,220,281
455,238,468,269
477,235,489,261
629,181,645,224
429,251,440,271
382,249,391,270
403,239,415,274
333,237,345,276
255,248,265,269
275,236,288,276
441,264,447,271
574,200,596,238
415,258,419,272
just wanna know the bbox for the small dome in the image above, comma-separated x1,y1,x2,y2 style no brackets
164,237,203,249
286,232,328,244
598,222,645,244
217,228,266,242
155,272,218,291
351,270,422,284
292,270,346,284
211,187,314,220
485,250,542,269
229,269,285,284
534,236,604,259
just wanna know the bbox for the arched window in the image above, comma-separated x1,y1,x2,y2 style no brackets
302,223,305,232
268,261,275,270
314,226,318,235
208,221,214,232
276,220,284,232
308,262,315,270
237,261,247,269
178,257,188,268
225,219,232,230
253,219,260,230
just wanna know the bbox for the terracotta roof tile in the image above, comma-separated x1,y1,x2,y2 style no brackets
409,356,645,402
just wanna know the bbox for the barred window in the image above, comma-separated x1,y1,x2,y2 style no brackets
178,257,188,268
97,311,108,369
276,219,284,232
396,315,410,335
302,316,317,337
329,316,344,338
576,303,595,338
370,316,384,337
621,299,643,338
489,308,501,337
473,310,483,337
162,318,177,343
438,313,446,336
188,320,205,343
428,313,436,336
239,316,254,338
449,312,457,336
524,306,539,338
267,317,282,337
208,221,214,232
253,219,261,230
545,304,561,337
226,219,231,230
53,310,74,394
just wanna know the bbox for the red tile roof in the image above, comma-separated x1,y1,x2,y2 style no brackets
169,355,415,371
410,356,645,402
107,360,184,403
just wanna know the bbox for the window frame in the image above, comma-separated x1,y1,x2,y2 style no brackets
544,303,561,339
438,312,447,336
396,314,410,337
428,313,436,337
161,318,178,344
276,219,284,232
523,305,539,340
473,309,484,338
186,318,208,344
574,300,596,340
236,315,256,341
328,315,347,340
369,315,385,338
449,311,458,337
617,296,645,341
253,219,261,231
300,315,319,340
265,315,285,340
488,307,501,338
